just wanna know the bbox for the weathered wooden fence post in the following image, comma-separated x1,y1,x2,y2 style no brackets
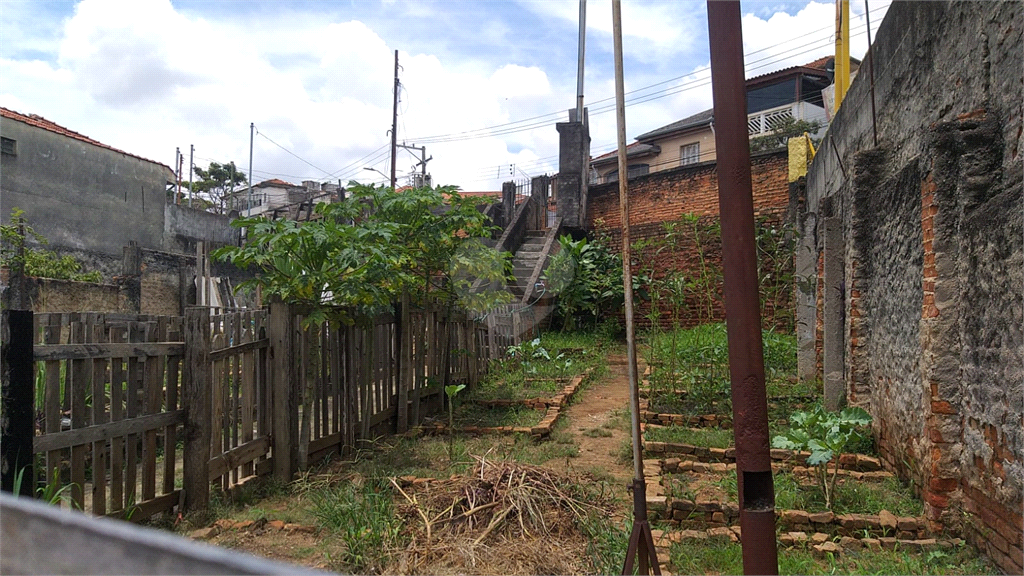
182,307,211,511
268,301,296,482
396,293,411,433
1,310,34,497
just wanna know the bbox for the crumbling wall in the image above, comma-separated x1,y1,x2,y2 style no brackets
801,1,1022,572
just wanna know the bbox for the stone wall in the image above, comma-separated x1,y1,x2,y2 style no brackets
799,2,1022,572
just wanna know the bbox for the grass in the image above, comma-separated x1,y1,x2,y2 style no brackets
450,403,543,428
645,425,734,448
642,323,799,416
669,538,994,575
306,478,403,573
479,331,612,392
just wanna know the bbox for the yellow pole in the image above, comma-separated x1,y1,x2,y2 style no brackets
834,0,850,110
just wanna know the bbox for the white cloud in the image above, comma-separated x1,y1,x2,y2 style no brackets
0,0,891,194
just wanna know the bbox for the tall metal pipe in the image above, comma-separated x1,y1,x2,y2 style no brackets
576,0,587,121
706,2,778,574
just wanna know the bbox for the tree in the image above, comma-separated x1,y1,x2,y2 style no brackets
213,183,512,325
192,161,247,214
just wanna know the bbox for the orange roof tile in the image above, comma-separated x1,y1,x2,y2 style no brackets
0,107,173,174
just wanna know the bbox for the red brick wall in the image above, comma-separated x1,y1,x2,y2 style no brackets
586,150,790,228
584,151,791,329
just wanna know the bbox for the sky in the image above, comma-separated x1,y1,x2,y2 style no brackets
0,0,889,194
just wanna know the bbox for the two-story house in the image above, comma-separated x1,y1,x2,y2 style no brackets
591,56,858,183
226,179,342,219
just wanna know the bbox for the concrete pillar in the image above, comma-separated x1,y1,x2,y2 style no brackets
822,217,845,410
555,118,590,233
795,212,818,383
501,181,516,227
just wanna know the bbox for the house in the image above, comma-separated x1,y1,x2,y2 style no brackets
0,107,176,257
590,57,858,184
225,179,342,219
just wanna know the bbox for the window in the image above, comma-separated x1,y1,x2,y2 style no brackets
604,164,650,183
680,143,700,166
1,137,16,156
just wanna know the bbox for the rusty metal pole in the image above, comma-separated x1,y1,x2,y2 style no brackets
706,2,779,574
613,1,660,574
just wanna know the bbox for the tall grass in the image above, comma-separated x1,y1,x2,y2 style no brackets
308,479,403,573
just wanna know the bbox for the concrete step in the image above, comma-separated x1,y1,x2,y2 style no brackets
524,230,546,238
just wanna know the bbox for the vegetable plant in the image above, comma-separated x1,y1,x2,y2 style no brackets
772,405,873,509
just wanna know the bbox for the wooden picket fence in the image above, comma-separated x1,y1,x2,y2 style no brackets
1,301,499,519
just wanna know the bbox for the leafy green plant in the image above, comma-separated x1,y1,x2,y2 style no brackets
214,184,510,326
772,405,872,509
1,208,102,283
543,234,627,331
444,383,466,461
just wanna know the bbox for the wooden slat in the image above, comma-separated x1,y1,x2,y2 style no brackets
69,318,88,512
34,411,186,453
163,352,180,495
141,321,162,502
42,316,62,496
230,313,240,485
124,322,145,509
207,437,271,481
210,332,226,490
241,312,255,478
34,342,184,362
90,322,109,515
105,489,181,522
108,325,127,513
207,338,268,362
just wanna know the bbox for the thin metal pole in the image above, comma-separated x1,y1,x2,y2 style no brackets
248,122,254,214
706,2,778,574
175,147,181,205
613,1,659,573
390,50,399,191
188,144,194,208
864,0,878,147
576,0,587,121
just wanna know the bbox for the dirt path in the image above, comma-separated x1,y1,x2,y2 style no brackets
546,353,646,497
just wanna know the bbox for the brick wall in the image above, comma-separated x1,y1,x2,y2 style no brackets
586,150,789,228
583,150,791,329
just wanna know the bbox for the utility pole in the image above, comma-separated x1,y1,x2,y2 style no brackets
834,0,850,111
576,0,587,122
612,1,659,574
175,147,182,205
248,122,255,214
390,50,399,191
398,143,432,187
188,144,194,208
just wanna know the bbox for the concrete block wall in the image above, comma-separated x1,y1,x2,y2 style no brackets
801,2,1022,572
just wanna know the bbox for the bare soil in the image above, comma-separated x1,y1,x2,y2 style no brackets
188,351,648,574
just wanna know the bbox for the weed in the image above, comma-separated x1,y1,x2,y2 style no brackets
307,479,403,573
644,425,733,449
583,427,614,438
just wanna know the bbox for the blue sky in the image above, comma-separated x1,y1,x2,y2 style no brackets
0,0,888,193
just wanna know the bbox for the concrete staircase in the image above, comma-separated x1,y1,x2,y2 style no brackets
509,230,549,300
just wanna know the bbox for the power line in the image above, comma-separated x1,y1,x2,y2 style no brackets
405,5,887,146
255,128,333,178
